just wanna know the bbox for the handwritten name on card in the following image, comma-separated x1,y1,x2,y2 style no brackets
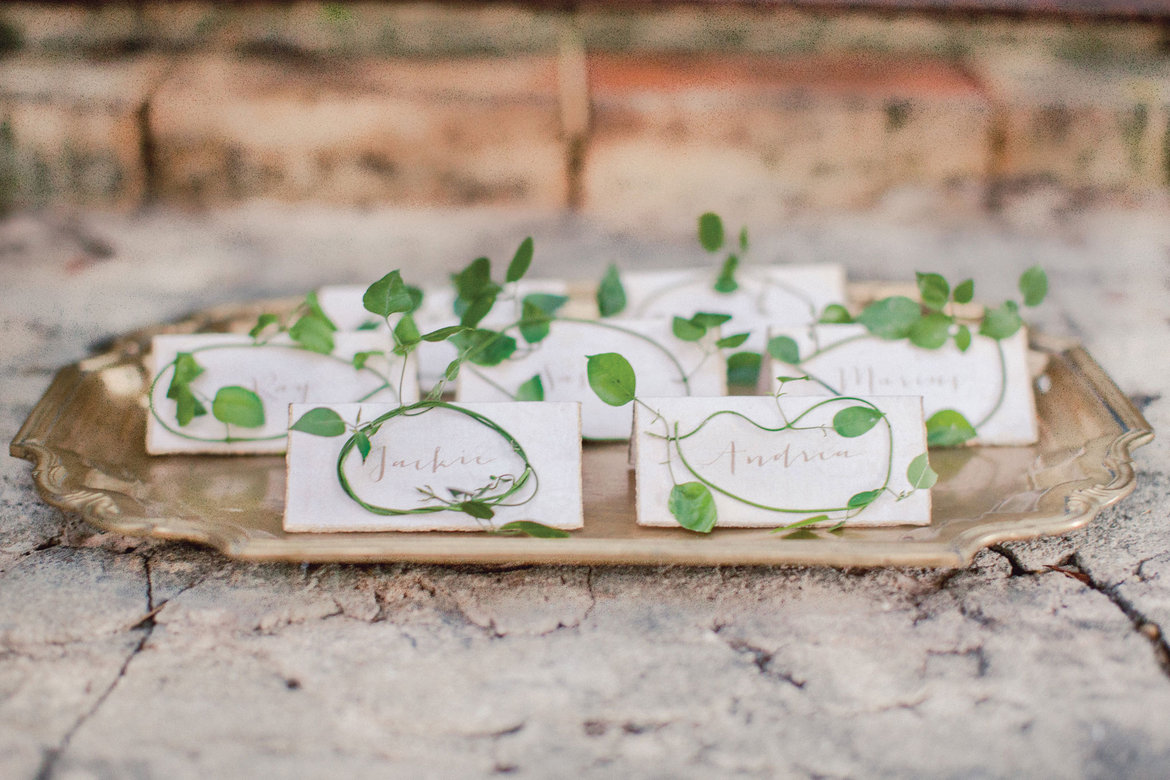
633,395,931,528
455,319,726,440
617,265,845,350
767,324,1038,445
147,333,418,455
317,280,570,389
284,402,584,532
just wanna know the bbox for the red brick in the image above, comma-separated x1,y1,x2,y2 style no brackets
581,54,992,230
149,55,566,207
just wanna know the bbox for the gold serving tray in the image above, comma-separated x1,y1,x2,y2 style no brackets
10,290,1153,568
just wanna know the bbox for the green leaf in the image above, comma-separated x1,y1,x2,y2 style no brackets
459,291,498,329
450,329,517,367
857,296,922,340
363,271,416,317
495,521,570,538
1019,265,1048,307
766,335,800,365
290,407,347,437
597,264,627,318
167,352,204,399
586,352,636,406
505,236,534,283
669,482,717,533
289,314,335,354
953,279,974,304
355,431,372,462
352,351,376,370
716,332,750,349
847,489,881,510
522,293,569,317
452,257,493,303
519,300,551,344
769,514,830,534
248,313,278,339
690,312,732,329
819,304,853,324
979,300,1023,340
672,316,706,342
954,324,972,352
356,320,380,331
421,325,465,342
832,406,884,438
926,409,977,447
302,291,337,330
515,374,544,402
444,360,461,382
212,386,265,429
460,500,494,520
714,254,739,293
739,226,749,252
173,385,206,427
908,312,952,349
726,352,762,387
405,285,424,313
916,272,950,311
698,212,724,252
394,313,421,348
906,452,938,490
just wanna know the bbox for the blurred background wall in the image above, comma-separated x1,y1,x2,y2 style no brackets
1,1,1168,232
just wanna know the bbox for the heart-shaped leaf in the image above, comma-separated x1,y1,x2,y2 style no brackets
515,374,544,402
908,312,952,349
289,314,335,354
291,407,347,437
916,272,950,311
726,352,761,387
767,335,800,365
847,489,881,509
495,521,570,538
586,352,636,406
363,271,416,317
926,409,976,447
505,236,534,283
953,279,974,304
460,500,494,519
954,324,972,352
858,296,921,340
906,452,938,490
354,430,372,462
451,329,517,367
979,301,1022,340
672,316,706,342
212,386,265,429
669,482,717,533
173,385,206,426
1019,265,1047,307
698,212,724,252
819,304,853,324
167,352,204,399
716,332,750,349
690,312,733,329
597,264,626,318
832,406,883,438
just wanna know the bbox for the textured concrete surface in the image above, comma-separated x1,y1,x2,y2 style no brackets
2,196,1170,777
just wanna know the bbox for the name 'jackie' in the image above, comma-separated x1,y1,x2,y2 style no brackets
698,441,859,476
364,446,497,481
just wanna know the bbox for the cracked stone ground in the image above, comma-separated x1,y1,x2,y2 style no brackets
2,195,1170,777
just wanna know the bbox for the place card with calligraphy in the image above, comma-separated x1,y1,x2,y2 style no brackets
455,319,726,440
766,324,1037,445
633,395,931,529
616,264,846,350
147,333,417,455
317,280,571,389
284,401,584,533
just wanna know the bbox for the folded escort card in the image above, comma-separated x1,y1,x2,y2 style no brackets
766,324,1037,445
147,333,417,455
617,265,846,351
632,395,931,528
455,319,726,440
317,280,570,389
284,401,584,532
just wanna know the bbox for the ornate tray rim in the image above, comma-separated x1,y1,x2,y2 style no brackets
9,294,1155,569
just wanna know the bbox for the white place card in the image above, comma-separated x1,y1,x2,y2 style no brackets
633,395,931,528
284,401,584,532
617,264,846,351
317,280,570,390
455,319,726,440
766,324,1037,445
147,333,418,455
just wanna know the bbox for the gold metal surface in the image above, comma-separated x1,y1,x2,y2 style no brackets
9,291,1154,568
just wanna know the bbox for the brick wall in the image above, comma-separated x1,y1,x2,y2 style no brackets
1,2,1168,220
